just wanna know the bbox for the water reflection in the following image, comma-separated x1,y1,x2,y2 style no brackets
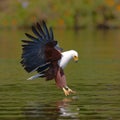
57,98,79,118
23,98,79,120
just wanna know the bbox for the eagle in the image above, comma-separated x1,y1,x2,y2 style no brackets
21,21,78,96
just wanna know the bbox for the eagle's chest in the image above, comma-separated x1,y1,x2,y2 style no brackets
58,52,72,69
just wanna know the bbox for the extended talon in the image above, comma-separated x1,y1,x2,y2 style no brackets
63,87,76,96
68,88,76,94
63,88,70,96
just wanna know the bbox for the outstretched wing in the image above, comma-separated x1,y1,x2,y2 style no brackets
21,21,62,73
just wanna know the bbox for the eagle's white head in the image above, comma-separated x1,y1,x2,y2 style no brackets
59,50,79,68
70,50,78,62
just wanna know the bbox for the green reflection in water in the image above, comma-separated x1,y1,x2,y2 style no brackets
0,29,120,120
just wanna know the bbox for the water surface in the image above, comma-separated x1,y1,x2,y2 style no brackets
0,29,120,120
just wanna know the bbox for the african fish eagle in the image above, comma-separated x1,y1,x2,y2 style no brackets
21,21,78,96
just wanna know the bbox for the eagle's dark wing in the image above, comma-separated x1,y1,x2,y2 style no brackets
21,21,62,73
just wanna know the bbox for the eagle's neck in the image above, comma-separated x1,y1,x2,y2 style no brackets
58,50,73,69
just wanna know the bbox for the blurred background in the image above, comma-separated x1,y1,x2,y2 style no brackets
0,0,120,29
0,0,120,120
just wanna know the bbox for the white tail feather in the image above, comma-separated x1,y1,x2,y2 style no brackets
27,74,44,80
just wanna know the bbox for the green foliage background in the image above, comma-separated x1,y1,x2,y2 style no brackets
0,0,120,29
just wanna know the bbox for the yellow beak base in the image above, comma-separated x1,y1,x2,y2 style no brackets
74,56,78,62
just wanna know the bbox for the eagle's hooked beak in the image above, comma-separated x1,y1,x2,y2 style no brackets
73,56,78,62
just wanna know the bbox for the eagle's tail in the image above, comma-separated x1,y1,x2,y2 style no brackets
27,73,44,80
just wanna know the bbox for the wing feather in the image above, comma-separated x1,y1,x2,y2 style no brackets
22,40,36,44
42,21,50,40
36,22,46,39
25,33,39,41
49,27,54,40
21,21,62,73
32,26,42,39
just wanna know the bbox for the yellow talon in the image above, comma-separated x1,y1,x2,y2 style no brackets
63,88,69,96
63,87,76,96
68,88,76,94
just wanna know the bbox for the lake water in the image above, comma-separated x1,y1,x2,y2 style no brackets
0,29,120,120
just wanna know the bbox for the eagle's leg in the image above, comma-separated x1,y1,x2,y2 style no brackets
55,66,76,96
63,86,76,96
